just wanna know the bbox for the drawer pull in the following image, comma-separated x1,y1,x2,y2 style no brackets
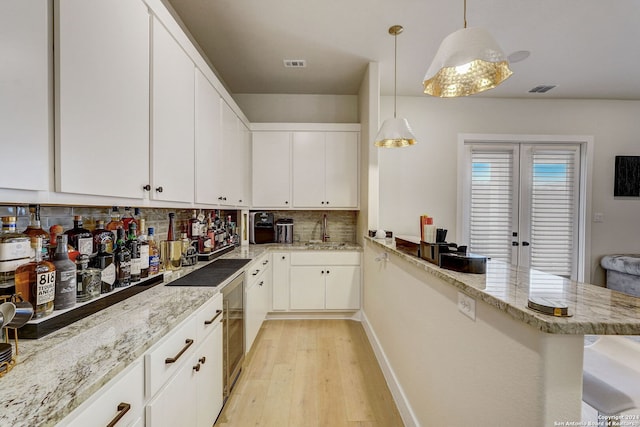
199,356,206,364
106,402,130,427
259,281,264,287
165,339,194,364
252,269,260,276
193,363,201,372
204,310,223,325
262,259,269,265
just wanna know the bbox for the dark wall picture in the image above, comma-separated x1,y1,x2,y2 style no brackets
614,156,640,197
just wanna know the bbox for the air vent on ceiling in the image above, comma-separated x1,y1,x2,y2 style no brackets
283,59,307,68
529,85,557,93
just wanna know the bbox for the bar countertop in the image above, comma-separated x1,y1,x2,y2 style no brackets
367,236,640,335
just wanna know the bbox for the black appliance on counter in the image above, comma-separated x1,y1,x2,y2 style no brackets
249,212,275,244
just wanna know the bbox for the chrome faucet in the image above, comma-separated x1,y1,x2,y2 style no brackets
321,213,330,242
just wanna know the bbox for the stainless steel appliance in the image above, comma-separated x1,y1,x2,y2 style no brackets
249,212,275,244
221,271,245,400
275,218,293,243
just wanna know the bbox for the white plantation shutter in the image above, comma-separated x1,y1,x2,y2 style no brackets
526,147,580,278
469,149,517,263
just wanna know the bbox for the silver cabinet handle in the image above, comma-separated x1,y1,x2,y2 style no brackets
106,402,130,427
165,339,194,364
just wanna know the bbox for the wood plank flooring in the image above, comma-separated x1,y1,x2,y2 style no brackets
215,319,404,427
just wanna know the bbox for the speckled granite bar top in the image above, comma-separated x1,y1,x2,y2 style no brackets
0,242,361,427
366,237,640,335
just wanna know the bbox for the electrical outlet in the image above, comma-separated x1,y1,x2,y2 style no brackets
593,212,604,223
458,292,476,321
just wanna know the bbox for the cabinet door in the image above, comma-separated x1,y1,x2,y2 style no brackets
325,132,359,208
145,355,198,427
63,359,145,427
55,0,150,198
290,266,325,309
221,101,240,205
325,265,361,310
195,69,222,205
272,252,290,310
196,323,223,427
292,132,326,208
245,278,261,352
238,121,251,207
252,132,292,208
151,17,195,203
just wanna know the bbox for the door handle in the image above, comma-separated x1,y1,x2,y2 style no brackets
204,309,223,325
165,339,194,364
106,402,130,427
512,241,519,246
522,241,530,247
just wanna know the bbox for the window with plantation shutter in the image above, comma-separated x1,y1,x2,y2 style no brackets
469,149,517,264
464,141,582,280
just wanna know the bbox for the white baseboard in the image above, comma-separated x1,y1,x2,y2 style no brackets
360,312,420,427
265,310,361,321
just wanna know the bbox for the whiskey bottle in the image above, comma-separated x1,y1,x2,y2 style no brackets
126,223,141,282
92,219,114,254
52,234,77,310
113,228,131,287
22,204,49,260
64,215,93,257
188,209,199,240
106,206,124,244
14,237,56,319
92,243,115,293
147,227,160,276
121,207,135,233
137,219,149,279
167,212,176,241
0,216,32,285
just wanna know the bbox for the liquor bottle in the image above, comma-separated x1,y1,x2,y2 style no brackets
126,223,141,282
14,237,56,319
133,208,142,235
22,204,49,260
137,219,149,279
64,215,93,257
106,206,124,244
0,216,32,284
92,243,115,293
147,227,160,276
188,209,199,240
167,212,176,241
52,234,77,310
113,228,131,287
92,219,114,254
122,207,135,234
74,253,91,302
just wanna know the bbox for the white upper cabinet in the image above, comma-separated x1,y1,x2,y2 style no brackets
292,131,359,208
220,101,241,205
55,0,150,198
239,121,251,208
0,1,50,192
194,69,222,205
252,132,292,208
151,17,195,203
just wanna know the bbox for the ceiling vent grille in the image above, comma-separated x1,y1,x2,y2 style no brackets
529,85,557,93
283,59,307,68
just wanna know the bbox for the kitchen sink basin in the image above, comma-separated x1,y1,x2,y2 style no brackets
304,241,347,247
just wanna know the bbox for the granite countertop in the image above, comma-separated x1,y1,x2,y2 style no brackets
367,236,640,335
0,241,361,427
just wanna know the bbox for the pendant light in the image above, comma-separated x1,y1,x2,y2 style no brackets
423,0,512,97
374,25,417,148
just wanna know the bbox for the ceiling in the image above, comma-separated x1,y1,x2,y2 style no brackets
164,0,640,100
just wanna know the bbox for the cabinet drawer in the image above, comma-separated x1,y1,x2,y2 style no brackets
62,358,145,427
290,251,361,266
196,293,223,343
247,254,270,287
145,315,198,397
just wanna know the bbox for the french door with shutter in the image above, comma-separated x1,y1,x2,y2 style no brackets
461,142,583,280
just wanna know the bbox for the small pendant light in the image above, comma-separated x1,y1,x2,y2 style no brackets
423,0,512,97
374,25,417,148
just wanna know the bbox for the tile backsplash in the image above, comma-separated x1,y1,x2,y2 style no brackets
259,210,357,243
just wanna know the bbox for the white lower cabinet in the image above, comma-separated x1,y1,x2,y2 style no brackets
284,251,361,311
245,254,272,353
61,358,145,427
145,293,223,427
272,252,290,310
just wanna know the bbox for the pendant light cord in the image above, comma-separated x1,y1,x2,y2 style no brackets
393,31,397,118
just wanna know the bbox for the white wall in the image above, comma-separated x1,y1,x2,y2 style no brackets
378,96,640,284
233,93,358,123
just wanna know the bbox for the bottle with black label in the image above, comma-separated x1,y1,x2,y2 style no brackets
137,219,149,279
64,215,93,257
113,228,131,287
52,234,76,310
92,243,115,293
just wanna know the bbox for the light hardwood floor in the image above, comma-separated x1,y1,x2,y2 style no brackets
215,319,405,427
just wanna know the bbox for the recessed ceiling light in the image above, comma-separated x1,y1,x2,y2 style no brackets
283,59,307,68
507,50,531,63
